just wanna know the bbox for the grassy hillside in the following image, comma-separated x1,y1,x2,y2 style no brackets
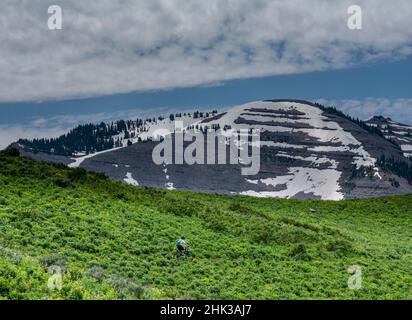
0,150,411,300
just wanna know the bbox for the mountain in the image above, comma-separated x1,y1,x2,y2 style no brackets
365,116,412,159
12,100,412,200
0,150,411,299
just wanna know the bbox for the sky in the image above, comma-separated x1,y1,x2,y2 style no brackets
0,0,412,149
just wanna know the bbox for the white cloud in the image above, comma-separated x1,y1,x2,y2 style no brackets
0,0,411,102
316,97,412,124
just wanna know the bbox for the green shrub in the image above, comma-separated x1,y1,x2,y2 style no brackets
0,197,7,206
2,148,20,157
68,168,87,181
87,266,106,282
53,178,73,188
325,239,355,256
163,200,197,217
107,276,146,299
289,243,312,261
39,254,66,269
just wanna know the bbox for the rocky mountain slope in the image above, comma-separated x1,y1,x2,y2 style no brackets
12,100,412,200
365,116,412,159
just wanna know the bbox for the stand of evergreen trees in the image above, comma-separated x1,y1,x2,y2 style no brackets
18,110,218,157
376,155,412,184
314,103,390,140
19,120,143,156
350,155,412,185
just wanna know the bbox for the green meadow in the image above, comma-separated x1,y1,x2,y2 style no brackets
0,150,410,300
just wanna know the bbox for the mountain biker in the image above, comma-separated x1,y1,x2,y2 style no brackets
176,237,186,253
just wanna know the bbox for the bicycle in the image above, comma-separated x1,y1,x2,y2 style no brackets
176,244,191,257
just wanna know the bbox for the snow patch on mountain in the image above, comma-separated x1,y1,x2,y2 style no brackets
69,146,126,168
138,115,203,142
276,153,339,169
401,145,412,151
242,167,343,200
200,101,377,169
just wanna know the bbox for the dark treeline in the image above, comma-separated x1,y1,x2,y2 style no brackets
18,110,218,156
349,163,412,187
19,120,143,156
376,155,412,184
314,103,394,142
351,155,412,185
